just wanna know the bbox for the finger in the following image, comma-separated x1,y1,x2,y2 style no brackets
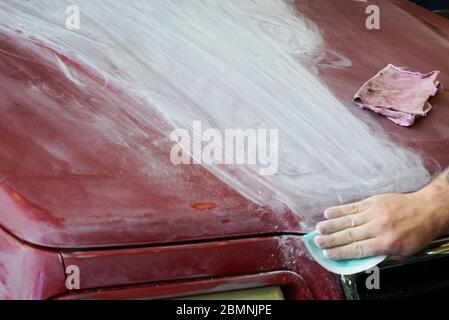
316,212,370,234
315,223,377,249
324,200,370,219
323,238,383,260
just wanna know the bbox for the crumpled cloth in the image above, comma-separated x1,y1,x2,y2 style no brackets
354,64,441,126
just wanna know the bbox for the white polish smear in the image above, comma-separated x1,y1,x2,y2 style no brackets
0,0,430,225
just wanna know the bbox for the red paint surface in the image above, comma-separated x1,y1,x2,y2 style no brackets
192,202,217,211
0,228,66,299
58,272,314,300
1,0,449,248
1,0,449,299
59,236,342,300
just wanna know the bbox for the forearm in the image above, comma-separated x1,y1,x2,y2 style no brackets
416,167,449,236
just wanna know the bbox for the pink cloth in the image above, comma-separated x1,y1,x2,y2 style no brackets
354,64,441,126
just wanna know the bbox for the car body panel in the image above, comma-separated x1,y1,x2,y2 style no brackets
0,0,449,300
0,227,66,299
1,0,449,249
0,30,301,249
57,272,311,300
60,235,343,299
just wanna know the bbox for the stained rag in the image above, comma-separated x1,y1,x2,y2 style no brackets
354,64,441,126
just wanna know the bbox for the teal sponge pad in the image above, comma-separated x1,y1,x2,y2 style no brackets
303,231,387,275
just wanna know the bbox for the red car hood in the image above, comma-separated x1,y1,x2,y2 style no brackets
1,0,449,249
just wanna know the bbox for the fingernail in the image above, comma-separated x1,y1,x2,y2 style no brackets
323,249,330,258
314,236,322,247
315,224,323,234
324,209,333,219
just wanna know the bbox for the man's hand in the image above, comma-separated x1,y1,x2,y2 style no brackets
315,171,449,261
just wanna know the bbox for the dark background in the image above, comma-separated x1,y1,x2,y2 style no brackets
412,0,449,11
